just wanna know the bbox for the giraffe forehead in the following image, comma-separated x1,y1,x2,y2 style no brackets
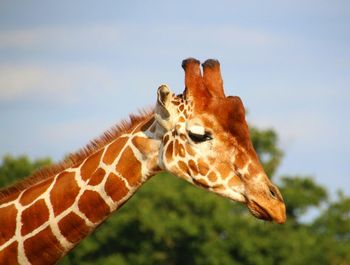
189,114,220,132
192,99,252,150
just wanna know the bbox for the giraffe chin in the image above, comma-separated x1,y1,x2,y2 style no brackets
247,200,286,224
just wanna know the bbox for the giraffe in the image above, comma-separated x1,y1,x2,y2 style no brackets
0,58,286,265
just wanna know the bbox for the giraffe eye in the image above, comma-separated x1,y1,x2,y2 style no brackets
188,131,213,143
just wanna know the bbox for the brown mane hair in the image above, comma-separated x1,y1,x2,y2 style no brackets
0,110,154,200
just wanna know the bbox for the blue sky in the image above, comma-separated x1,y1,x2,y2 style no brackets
0,0,349,196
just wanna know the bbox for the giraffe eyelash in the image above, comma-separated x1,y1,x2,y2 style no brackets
188,130,213,143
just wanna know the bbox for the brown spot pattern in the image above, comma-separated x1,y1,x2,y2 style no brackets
24,227,64,265
20,178,53,206
78,190,110,223
208,172,217,182
178,143,185,157
132,136,152,156
103,137,127,165
197,158,209,176
235,151,249,169
150,125,156,133
185,144,196,156
140,117,155,132
195,178,210,188
248,163,260,177
0,241,18,265
21,199,49,236
165,143,173,162
179,134,186,141
163,135,169,144
58,212,90,244
88,168,106,186
81,149,103,181
218,163,231,179
0,205,17,245
115,147,142,187
177,161,190,176
104,173,129,202
50,171,79,217
188,160,198,175
174,140,180,156
228,176,241,187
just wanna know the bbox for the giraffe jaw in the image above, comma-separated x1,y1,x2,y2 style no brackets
189,177,248,204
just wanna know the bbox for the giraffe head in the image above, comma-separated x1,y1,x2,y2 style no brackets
154,58,286,224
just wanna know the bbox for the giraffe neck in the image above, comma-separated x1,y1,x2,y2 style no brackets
0,115,162,265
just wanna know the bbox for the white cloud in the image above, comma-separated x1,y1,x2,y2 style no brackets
0,63,119,102
189,25,276,47
0,25,121,50
0,22,282,105
0,65,43,100
40,117,112,150
124,23,279,57
0,22,279,56
249,106,349,155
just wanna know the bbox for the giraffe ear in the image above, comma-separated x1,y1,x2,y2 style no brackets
156,84,171,117
155,84,172,129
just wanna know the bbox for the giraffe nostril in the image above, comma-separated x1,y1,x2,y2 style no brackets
268,185,277,199
269,188,276,198
268,185,283,201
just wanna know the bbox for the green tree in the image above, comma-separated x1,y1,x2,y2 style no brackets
0,154,51,188
250,127,283,177
280,176,328,220
312,192,350,265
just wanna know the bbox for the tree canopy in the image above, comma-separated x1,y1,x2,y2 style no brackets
0,126,349,265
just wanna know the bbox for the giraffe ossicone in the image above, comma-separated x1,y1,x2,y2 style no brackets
0,58,286,264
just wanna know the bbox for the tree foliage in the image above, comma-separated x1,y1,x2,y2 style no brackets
0,126,349,265
0,154,51,188
250,127,283,178
280,176,328,220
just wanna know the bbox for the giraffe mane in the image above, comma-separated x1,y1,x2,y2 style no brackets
0,109,154,200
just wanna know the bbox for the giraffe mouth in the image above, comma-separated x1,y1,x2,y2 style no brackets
247,200,273,222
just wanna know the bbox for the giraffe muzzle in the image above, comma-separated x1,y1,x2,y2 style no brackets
247,199,286,224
